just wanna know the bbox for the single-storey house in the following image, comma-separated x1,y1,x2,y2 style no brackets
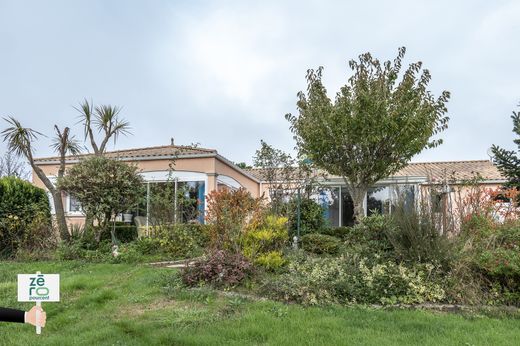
32,144,506,229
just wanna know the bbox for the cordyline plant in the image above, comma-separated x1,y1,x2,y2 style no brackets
2,119,81,239
286,47,450,221
2,99,131,239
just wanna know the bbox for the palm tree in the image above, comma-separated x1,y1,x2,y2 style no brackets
75,99,131,155
2,117,81,239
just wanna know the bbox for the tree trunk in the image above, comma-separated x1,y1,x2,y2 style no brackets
110,218,117,245
51,190,69,241
29,158,69,240
345,182,367,223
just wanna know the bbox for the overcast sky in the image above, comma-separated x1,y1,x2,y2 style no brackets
1,0,519,166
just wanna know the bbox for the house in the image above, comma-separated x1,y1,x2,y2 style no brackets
32,144,506,229
32,144,261,227
246,160,506,228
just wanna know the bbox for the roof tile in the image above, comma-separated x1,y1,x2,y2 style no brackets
34,145,216,163
246,160,505,182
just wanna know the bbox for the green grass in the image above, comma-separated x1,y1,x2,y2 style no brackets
0,261,519,345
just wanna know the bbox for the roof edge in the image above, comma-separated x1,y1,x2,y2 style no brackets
215,154,261,183
33,144,217,163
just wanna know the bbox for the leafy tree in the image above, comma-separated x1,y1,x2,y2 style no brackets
286,47,450,221
253,140,314,213
284,197,327,237
491,105,520,190
2,119,81,239
235,162,252,169
58,156,144,244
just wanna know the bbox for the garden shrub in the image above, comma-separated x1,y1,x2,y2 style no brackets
459,214,495,239
155,223,209,259
262,255,446,306
342,214,393,260
301,233,341,255
181,250,254,288
255,251,286,271
18,212,57,255
320,226,351,240
112,242,146,263
99,223,138,243
205,188,263,252
285,198,327,236
55,239,112,262
462,222,520,305
133,237,163,256
243,215,288,270
387,201,454,268
0,176,52,258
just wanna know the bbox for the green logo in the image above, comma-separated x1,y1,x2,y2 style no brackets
29,274,49,297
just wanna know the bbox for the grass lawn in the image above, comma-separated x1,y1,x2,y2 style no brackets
0,261,519,345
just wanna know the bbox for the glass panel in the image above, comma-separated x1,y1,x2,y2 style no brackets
135,183,149,217
391,184,416,212
140,180,206,225
69,195,82,212
367,186,391,216
317,187,340,227
149,182,175,225
178,181,204,224
341,189,355,227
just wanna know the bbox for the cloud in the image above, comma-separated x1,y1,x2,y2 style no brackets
1,0,519,165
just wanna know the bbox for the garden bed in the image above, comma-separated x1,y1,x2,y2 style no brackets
1,261,519,345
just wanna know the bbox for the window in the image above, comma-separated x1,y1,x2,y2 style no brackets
142,180,206,224
367,186,391,216
341,189,355,227
317,187,340,227
68,195,82,213
390,184,416,212
431,192,443,213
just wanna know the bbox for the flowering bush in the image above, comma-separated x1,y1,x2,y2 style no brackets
181,250,254,288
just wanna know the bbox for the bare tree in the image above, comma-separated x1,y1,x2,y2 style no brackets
253,140,316,212
0,151,30,179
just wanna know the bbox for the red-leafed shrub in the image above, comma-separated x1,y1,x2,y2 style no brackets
181,250,254,288
205,188,264,252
